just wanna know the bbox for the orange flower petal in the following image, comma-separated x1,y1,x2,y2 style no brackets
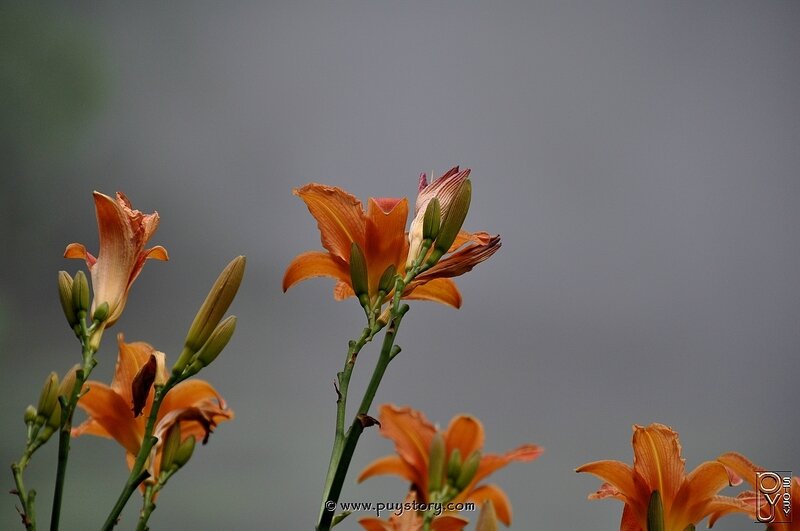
144,245,169,261
717,452,761,488
74,381,142,456
112,335,160,407
333,280,356,300
71,418,112,439
444,415,485,463
358,455,417,484
420,235,501,281
282,251,350,293
431,515,470,531
159,380,227,415
403,278,462,308
358,518,392,531
465,484,513,526
473,444,544,485
620,504,643,531
701,495,754,528
576,460,640,505
673,461,735,524
294,184,366,261
378,404,437,495
364,197,408,296
64,242,96,265
631,424,684,507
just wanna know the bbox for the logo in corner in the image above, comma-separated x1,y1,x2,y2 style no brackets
756,471,792,524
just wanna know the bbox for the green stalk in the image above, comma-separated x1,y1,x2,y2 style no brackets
101,376,177,531
134,469,175,531
11,452,37,531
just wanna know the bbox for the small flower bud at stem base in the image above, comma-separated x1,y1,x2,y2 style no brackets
72,270,90,314
349,242,369,300
58,272,77,326
37,372,60,423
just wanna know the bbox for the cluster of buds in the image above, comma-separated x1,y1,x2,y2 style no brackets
172,256,246,377
57,270,109,348
24,367,80,447
427,432,481,504
158,424,196,477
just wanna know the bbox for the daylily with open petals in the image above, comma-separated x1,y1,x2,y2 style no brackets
358,404,542,526
577,423,752,531
717,452,799,530
282,169,500,309
73,334,233,483
359,491,469,531
65,192,168,326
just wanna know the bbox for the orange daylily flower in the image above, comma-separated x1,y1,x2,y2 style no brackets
358,404,543,526
73,334,233,483
282,168,501,309
359,491,469,531
577,423,752,531
717,452,799,529
65,192,168,326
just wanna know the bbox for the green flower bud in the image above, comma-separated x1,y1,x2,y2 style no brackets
475,500,499,531
92,301,109,323
194,316,237,368
349,242,369,300
46,400,62,430
36,372,60,423
647,491,665,531
173,435,195,468
422,197,441,241
72,270,90,315
58,364,81,401
428,180,471,266
455,449,481,491
447,447,462,484
184,256,246,355
428,432,446,494
160,424,181,475
57,271,77,326
377,264,397,295
24,405,37,425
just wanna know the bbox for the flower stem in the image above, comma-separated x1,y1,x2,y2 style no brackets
11,452,36,531
101,376,176,531
49,316,98,531
134,469,174,531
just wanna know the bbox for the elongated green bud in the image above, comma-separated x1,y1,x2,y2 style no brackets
377,264,397,295
173,435,195,468
647,491,665,531
58,364,80,400
422,197,441,241
189,316,237,373
37,372,60,422
455,449,481,491
46,400,62,429
58,271,77,326
349,242,369,300
160,424,181,475
447,447,462,484
183,256,246,356
72,270,90,314
475,500,499,531
92,301,109,323
428,180,472,266
24,405,37,425
428,432,446,494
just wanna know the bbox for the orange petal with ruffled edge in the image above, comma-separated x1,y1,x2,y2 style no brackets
403,278,462,308
465,484,513,526
73,382,143,456
444,415,484,463
364,197,408,296
472,444,544,486
283,251,350,293
378,404,437,494
672,461,736,525
358,455,417,484
294,184,366,261
576,460,638,503
111,335,160,404
631,424,684,508
717,452,761,488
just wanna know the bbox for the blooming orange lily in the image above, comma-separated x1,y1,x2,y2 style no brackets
577,423,752,531
358,404,543,526
717,452,799,529
282,168,500,308
65,192,168,326
73,333,233,483
359,491,469,531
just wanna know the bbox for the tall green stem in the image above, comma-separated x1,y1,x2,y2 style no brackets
11,452,36,531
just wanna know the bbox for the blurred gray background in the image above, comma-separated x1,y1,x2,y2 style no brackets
1,1,798,529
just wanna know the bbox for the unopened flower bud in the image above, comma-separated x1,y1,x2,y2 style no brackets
57,271,77,326
24,405,37,426
647,491,665,531
447,447,462,484
184,256,246,355
173,435,195,468
58,365,81,401
475,500,499,531
46,400,62,430
92,301,109,323
194,316,237,369
377,264,397,295
429,180,472,266
422,197,441,241
72,271,90,315
37,372,60,423
160,424,181,475
455,449,481,491
349,242,369,301
428,432,446,494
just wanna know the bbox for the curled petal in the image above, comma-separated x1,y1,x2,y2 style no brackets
419,235,501,281
358,455,417,484
73,382,143,456
282,251,350,292
473,444,544,486
631,424,684,507
378,404,437,494
403,278,462,308
294,184,366,261
674,461,736,524
465,484,513,526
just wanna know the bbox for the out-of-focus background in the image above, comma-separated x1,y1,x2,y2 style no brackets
2,2,798,529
